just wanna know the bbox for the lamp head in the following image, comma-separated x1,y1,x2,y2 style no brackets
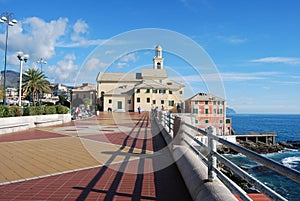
1,16,7,21
23,54,29,62
17,51,24,60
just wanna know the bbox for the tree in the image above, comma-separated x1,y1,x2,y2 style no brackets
22,68,51,106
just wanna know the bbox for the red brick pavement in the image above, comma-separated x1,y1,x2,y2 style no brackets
0,128,65,143
0,113,193,201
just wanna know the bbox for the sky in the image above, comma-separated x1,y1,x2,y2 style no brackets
0,0,300,114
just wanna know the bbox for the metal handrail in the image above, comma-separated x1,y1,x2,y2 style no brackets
151,110,300,201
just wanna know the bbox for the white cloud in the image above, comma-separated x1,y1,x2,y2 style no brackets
71,19,88,42
105,50,114,55
47,54,79,83
120,53,137,62
0,17,68,63
117,62,128,68
180,71,280,82
217,35,247,44
249,57,300,65
84,57,108,70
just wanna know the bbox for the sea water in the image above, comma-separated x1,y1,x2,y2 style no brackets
226,114,300,201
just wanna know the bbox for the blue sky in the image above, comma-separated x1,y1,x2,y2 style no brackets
0,0,300,114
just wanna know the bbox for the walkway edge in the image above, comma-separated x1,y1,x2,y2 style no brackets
173,145,238,201
153,118,238,201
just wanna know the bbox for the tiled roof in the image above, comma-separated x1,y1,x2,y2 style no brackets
105,85,135,95
135,79,184,90
141,68,167,79
188,93,225,101
96,72,142,82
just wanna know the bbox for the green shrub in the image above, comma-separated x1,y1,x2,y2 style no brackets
36,106,45,115
56,105,69,114
0,106,6,117
44,106,56,114
0,105,69,117
23,106,37,116
11,106,23,116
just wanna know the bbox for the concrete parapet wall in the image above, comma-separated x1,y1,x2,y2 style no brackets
173,145,238,201
0,114,71,135
152,116,238,201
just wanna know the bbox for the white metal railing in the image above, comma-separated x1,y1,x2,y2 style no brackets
151,109,300,201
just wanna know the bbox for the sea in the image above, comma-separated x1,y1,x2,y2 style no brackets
226,114,300,201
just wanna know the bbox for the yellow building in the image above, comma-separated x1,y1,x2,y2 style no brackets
96,45,184,112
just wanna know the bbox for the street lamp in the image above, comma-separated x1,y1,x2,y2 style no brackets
0,12,17,105
17,51,29,106
37,58,47,73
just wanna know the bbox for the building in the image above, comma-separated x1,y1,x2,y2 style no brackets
72,83,97,110
185,93,232,135
96,45,185,112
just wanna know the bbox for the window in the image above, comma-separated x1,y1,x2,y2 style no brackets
109,99,112,104
117,101,122,109
127,100,131,104
205,120,209,124
152,89,157,93
146,89,150,93
83,94,86,99
179,91,183,94
205,101,208,105
136,89,140,93
193,108,198,114
161,100,164,104
159,89,166,94
213,101,216,105
195,119,198,124
168,100,174,106
195,101,198,104
147,98,150,103
169,90,173,94
220,120,223,124
152,100,156,104
214,109,217,114
220,109,223,114
137,98,140,103
205,109,209,114
157,62,161,69
226,119,231,123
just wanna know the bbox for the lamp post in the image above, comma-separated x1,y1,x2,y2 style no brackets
37,58,47,73
17,51,29,106
0,12,17,105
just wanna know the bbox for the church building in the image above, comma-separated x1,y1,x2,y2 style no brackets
96,45,184,112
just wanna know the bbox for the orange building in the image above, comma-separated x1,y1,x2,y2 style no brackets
185,93,232,136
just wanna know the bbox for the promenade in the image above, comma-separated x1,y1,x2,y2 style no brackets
0,112,192,201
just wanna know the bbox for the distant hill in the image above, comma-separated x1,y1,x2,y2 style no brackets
226,107,236,114
0,70,20,88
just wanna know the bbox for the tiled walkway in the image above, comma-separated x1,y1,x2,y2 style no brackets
0,112,192,201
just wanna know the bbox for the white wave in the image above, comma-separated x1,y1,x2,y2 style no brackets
281,156,300,168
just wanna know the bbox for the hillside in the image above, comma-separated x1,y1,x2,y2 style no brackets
226,107,236,114
0,70,20,88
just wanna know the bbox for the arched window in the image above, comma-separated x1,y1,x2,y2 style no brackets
157,62,161,69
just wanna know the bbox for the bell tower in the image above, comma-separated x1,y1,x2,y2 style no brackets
153,45,164,69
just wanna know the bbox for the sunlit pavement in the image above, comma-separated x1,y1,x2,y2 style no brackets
0,112,192,201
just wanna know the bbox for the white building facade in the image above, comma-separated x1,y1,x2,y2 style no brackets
96,45,184,112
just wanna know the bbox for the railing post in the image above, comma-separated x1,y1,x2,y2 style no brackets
207,126,217,181
173,115,183,145
168,113,172,134
161,111,165,128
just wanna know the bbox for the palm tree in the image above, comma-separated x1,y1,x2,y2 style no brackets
22,68,51,106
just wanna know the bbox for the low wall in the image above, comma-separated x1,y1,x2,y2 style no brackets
0,114,71,135
152,116,238,201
